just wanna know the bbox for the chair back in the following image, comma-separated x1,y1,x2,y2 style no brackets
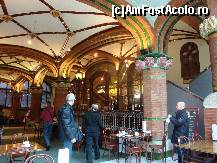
162,131,168,148
178,136,190,145
191,133,203,142
11,133,26,144
24,154,54,163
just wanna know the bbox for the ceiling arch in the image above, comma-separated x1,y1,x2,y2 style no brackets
0,44,58,76
60,26,133,77
0,64,33,83
77,0,155,50
154,0,204,52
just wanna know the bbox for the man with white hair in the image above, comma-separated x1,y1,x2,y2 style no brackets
83,104,103,163
167,101,189,163
58,93,79,160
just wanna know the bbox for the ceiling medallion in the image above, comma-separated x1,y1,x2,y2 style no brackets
29,33,36,39
67,31,74,37
50,10,61,18
0,15,13,22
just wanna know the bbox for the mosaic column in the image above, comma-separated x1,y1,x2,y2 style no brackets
29,85,42,121
143,69,167,139
200,2,217,139
200,16,217,91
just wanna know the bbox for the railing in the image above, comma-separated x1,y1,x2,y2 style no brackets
101,111,143,131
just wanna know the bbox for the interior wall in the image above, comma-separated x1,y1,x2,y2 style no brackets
167,21,210,87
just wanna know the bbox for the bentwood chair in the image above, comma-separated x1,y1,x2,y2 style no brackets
7,147,30,163
102,128,117,160
24,154,54,163
149,131,167,163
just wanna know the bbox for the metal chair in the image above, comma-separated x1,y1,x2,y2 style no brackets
24,153,54,163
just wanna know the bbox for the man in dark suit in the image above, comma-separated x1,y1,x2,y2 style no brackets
167,102,189,163
83,104,103,163
58,93,79,160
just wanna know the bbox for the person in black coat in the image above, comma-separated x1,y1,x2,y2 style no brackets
58,93,79,160
166,102,189,163
83,104,103,163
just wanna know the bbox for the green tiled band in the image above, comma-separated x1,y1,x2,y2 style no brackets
144,117,167,121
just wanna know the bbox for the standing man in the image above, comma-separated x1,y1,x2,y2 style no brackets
166,101,189,163
58,93,79,159
83,104,103,163
40,101,54,151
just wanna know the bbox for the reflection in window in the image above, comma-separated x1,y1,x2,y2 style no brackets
20,81,31,108
0,82,12,107
41,82,51,108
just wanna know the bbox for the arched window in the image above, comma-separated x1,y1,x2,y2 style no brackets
41,82,51,108
20,81,31,108
180,42,200,83
0,82,12,107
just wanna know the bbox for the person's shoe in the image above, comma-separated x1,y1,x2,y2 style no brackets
46,146,50,151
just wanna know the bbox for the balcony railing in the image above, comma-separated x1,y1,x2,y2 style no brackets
101,111,143,131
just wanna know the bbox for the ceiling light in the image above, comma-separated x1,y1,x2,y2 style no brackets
100,77,103,81
94,53,98,57
123,72,126,76
124,60,128,63
68,48,71,51
75,70,84,80
126,64,129,68
27,39,32,45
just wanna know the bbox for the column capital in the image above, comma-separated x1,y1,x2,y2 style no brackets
52,81,71,89
200,16,217,38
30,84,42,93
135,50,173,71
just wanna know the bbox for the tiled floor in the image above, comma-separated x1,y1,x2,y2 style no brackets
0,126,178,163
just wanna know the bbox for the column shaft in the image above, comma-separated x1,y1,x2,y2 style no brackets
143,69,167,139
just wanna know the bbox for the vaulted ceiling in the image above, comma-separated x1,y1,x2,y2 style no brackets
0,0,206,89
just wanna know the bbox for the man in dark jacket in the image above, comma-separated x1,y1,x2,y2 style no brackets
58,93,79,159
83,104,103,163
167,102,189,163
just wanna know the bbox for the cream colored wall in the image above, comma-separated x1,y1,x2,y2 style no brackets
167,21,210,87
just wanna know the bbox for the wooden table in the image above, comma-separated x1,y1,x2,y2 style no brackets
0,142,45,156
110,133,150,162
178,140,217,155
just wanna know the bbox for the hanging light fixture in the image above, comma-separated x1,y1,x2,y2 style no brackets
75,70,84,80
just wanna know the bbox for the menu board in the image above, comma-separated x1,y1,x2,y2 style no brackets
186,108,199,139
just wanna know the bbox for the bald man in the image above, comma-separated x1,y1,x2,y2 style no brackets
169,102,189,163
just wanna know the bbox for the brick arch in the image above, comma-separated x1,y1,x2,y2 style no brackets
154,0,204,53
77,0,155,50
0,44,58,77
60,26,132,77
